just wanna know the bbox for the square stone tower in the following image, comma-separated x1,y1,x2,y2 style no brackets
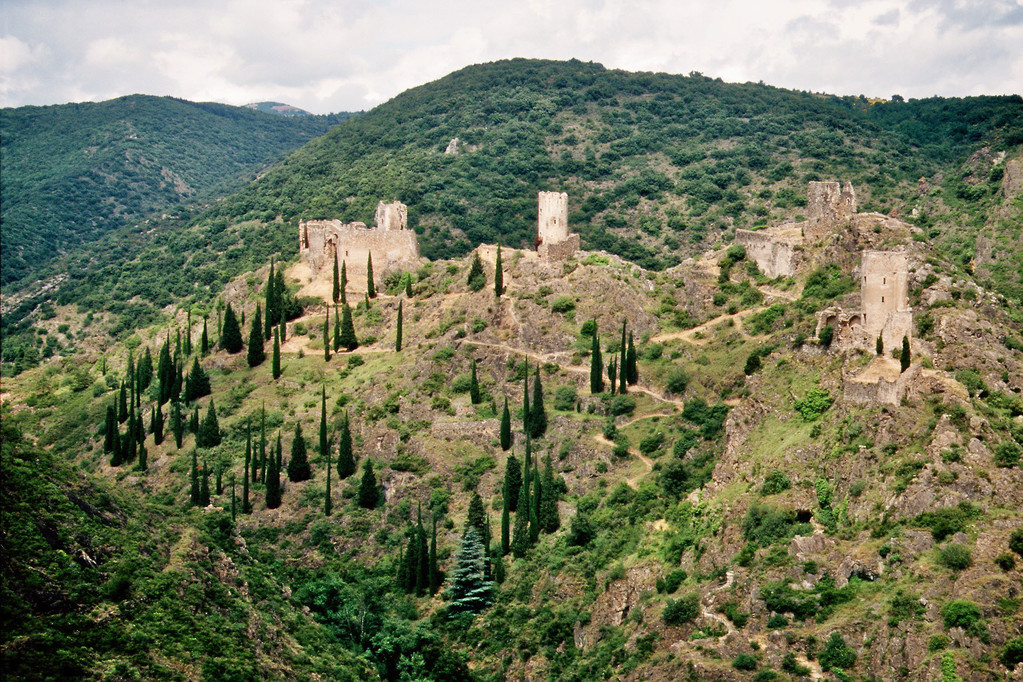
804,181,856,242
536,191,579,260
861,250,912,351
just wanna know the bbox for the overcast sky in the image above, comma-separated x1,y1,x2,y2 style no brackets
2,0,1021,113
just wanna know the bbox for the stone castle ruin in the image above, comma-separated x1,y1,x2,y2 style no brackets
816,250,913,353
536,191,579,261
298,201,420,292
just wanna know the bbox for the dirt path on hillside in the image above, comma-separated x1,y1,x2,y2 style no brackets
592,434,653,490
651,306,762,346
701,570,736,639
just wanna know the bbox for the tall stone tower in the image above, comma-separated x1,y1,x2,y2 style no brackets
536,191,578,260
861,250,912,351
374,201,408,231
804,181,856,242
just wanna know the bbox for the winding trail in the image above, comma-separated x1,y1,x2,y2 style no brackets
592,434,653,490
651,306,762,346
701,570,736,640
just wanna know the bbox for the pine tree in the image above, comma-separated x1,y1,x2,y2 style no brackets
197,398,221,447
494,243,504,296
118,381,128,423
332,250,340,304
522,362,530,435
467,250,486,291
539,456,560,532
876,334,884,356
626,331,638,385
138,346,153,393
151,403,164,445
247,305,265,367
619,322,628,395
243,420,252,513
590,326,604,394
321,311,330,361
500,398,512,450
221,304,243,353
500,487,511,555
287,422,311,482
339,303,358,351
510,476,531,558
185,357,211,402
337,411,356,479
189,449,200,506
201,317,209,356
265,434,282,509
445,526,494,616
171,400,184,448
608,358,617,394
199,462,210,507
395,300,403,352
366,253,376,298
333,304,341,352
467,491,488,540
157,341,173,404
358,459,379,509
469,359,481,404
900,335,911,372
189,404,200,434
503,453,522,512
529,365,547,438
272,327,281,379
405,273,413,298
340,261,348,305
104,404,118,453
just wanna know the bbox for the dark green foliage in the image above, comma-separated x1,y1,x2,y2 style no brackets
732,654,758,671
103,404,117,453
664,366,688,394
395,300,403,352
1011,528,1023,556
818,632,856,671
340,261,348,305
196,399,222,448
467,251,486,291
117,381,128,423
801,264,855,302
818,324,834,349
272,327,281,379
503,453,521,512
876,334,884,355
529,366,547,437
323,312,330,362
793,387,833,421
619,322,628,395
589,327,604,394
200,318,209,355
150,403,164,445
265,433,282,509
940,600,982,629
553,385,577,411
466,492,488,541
539,456,560,533
332,251,340,304
184,357,211,402
189,403,200,433
900,335,911,372
170,400,184,448
137,347,153,392
994,441,1021,467
500,398,513,450
511,476,531,558
500,492,510,555
220,304,243,353
247,306,265,367
358,459,379,509
242,422,251,513
568,511,595,546
938,544,972,571
994,552,1016,570
339,304,358,351
760,470,791,495
189,449,200,505
744,352,762,375
1002,637,1023,669
337,412,356,479
366,253,376,298
913,502,981,541
626,331,637,385
663,594,699,625
494,244,503,296
607,358,617,395
287,422,311,482
469,360,481,404
445,526,493,616
743,502,810,546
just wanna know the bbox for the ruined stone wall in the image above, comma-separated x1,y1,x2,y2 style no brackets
861,250,910,349
844,359,921,406
374,201,408,232
804,181,856,242
538,191,569,244
538,234,580,261
736,228,801,278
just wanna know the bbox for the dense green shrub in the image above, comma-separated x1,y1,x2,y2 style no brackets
818,632,856,670
743,503,809,546
794,387,833,421
940,600,982,629
759,470,791,495
1002,637,1023,669
664,367,689,394
938,544,972,571
1010,528,1023,556
994,442,1021,467
663,594,700,625
913,503,981,541
732,653,758,670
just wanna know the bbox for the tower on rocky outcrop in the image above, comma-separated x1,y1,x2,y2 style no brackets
804,181,856,242
536,191,579,261
299,200,419,293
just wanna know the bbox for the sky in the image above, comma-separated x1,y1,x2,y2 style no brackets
2,0,1021,114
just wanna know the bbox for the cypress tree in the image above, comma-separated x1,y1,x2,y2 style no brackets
319,387,328,459
332,250,340,304
171,358,183,403
522,362,530,435
264,260,276,340
503,453,522,512
429,516,440,594
190,404,200,434
287,422,311,482
340,261,348,305
104,404,117,453
157,341,173,404
529,463,541,543
171,400,184,448
185,357,211,402
184,311,193,357
619,322,628,394
494,552,505,585
189,449,200,506
151,403,164,445
243,420,251,513
590,326,604,394
197,398,221,448
230,473,236,522
626,331,638,385
272,327,281,379
215,463,223,496
265,434,282,509
395,300,403,352
337,411,356,479
279,318,286,343
539,456,560,532
358,459,379,509
247,305,265,367
494,243,504,296
221,304,243,353
127,351,136,400
138,346,153,393
323,311,330,362
366,253,376,298
501,487,510,555
258,405,267,484
118,381,128,423
500,398,512,450
200,317,209,356
900,335,911,372
608,358,617,394
529,365,546,438
876,334,884,356
333,304,341,352
199,462,210,507
324,434,333,517
339,303,358,351
405,274,413,298
109,426,123,467
467,491,488,540
467,251,486,291
416,515,429,595
274,269,287,327
138,442,147,472
510,476,531,558
469,359,481,404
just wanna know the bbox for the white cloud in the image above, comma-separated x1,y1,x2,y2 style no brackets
0,0,1020,112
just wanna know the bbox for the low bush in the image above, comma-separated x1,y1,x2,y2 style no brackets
663,594,700,625
938,544,972,571
732,653,758,671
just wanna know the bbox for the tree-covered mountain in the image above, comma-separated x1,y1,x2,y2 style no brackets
0,95,353,286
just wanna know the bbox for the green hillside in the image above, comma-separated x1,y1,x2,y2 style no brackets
0,95,352,286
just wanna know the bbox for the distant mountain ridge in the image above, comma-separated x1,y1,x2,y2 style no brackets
244,101,314,116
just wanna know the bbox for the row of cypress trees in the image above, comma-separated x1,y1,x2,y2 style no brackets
588,320,638,395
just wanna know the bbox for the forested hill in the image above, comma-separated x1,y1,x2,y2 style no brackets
0,95,353,286
4,59,1022,349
